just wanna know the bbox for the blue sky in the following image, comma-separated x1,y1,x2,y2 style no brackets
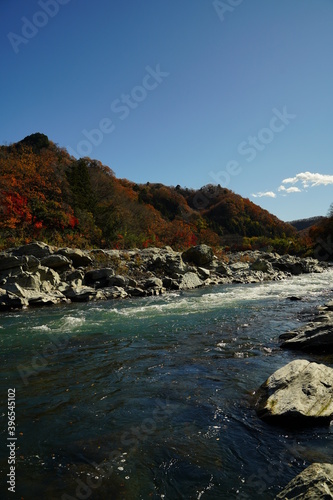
1,0,333,222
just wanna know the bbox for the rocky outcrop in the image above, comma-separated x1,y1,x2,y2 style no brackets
280,301,333,352
182,244,214,267
0,242,329,311
255,360,333,425
276,463,333,499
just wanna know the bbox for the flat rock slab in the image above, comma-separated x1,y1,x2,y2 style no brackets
276,463,333,499
280,307,333,353
255,360,333,425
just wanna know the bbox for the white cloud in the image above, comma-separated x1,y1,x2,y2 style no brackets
278,185,301,193
252,191,276,198
282,171,333,188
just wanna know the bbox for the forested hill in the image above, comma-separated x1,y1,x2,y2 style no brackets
0,133,297,251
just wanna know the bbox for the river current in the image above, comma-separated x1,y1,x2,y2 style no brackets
1,270,333,499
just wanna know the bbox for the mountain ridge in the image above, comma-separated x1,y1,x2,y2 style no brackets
0,132,305,252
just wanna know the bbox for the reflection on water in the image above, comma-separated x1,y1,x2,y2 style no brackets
0,271,333,499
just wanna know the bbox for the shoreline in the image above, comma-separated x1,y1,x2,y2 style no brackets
0,241,331,312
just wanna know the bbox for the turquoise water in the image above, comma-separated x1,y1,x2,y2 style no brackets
1,271,333,499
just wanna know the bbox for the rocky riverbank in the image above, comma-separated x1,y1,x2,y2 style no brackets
254,296,333,498
0,242,329,311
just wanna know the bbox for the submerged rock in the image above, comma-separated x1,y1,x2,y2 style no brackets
276,463,333,499
255,360,333,425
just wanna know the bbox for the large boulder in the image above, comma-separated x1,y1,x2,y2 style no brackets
148,249,187,275
12,242,52,258
56,248,92,268
5,271,41,290
271,256,304,275
0,254,24,272
182,245,214,267
178,272,203,290
108,275,128,287
250,259,274,273
84,268,114,287
255,360,333,425
41,254,72,270
64,286,97,302
276,463,333,499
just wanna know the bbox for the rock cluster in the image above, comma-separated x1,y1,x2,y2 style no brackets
280,301,333,352
255,297,333,498
0,243,328,311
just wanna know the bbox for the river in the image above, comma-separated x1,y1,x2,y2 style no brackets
1,270,333,499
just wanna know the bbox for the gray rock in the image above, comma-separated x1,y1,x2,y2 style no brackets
23,255,40,272
182,244,214,267
215,263,231,276
108,275,128,287
64,286,97,302
144,277,163,289
148,250,187,275
197,267,211,279
84,268,114,286
63,269,85,287
162,277,180,290
276,463,333,499
255,359,333,424
0,254,24,271
0,291,28,310
280,318,333,352
127,286,146,297
37,267,61,287
271,256,304,275
178,272,203,290
250,259,274,273
27,290,66,307
102,286,128,299
5,272,41,291
229,262,250,272
41,254,72,270
57,248,92,268
12,242,52,258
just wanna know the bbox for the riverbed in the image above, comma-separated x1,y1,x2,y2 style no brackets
1,270,333,499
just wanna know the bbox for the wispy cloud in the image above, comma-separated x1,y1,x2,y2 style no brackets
252,191,276,198
278,185,301,193
281,171,333,188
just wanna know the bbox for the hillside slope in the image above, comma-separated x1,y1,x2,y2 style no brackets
0,133,297,251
